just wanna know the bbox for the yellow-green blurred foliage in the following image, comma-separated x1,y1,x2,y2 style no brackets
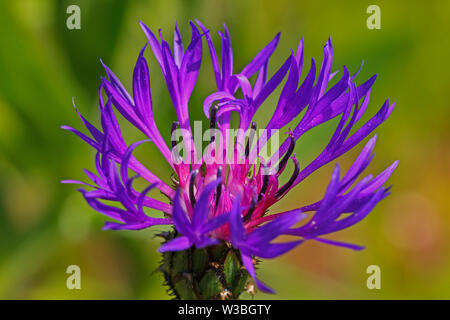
0,0,449,299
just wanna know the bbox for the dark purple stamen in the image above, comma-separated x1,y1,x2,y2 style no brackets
189,169,198,207
215,166,223,208
277,134,295,175
275,158,300,198
171,121,180,149
210,105,219,143
258,165,269,201
245,122,257,158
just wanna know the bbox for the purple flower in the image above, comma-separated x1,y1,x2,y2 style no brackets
62,20,398,294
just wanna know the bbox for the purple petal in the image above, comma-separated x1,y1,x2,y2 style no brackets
172,189,194,237
361,160,399,194
179,21,202,105
241,240,303,259
253,60,268,97
120,140,149,186
61,180,97,189
241,254,275,294
314,238,365,250
103,218,172,231
137,183,159,214
100,59,134,106
200,212,230,234
61,125,101,151
229,194,245,245
72,98,104,142
203,91,235,117
139,21,164,71
195,19,221,89
219,25,233,89
102,79,144,132
326,187,387,234
161,41,181,112
317,38,333,98
80,189,128,222
195,237,220,249
173,21,184,68
247,209,306,244
339,135,377,192
192,179,221,228
158,236,193,252
240,33,280,80
253,55,291,109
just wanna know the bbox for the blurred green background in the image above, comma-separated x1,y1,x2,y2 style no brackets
0,0,449,299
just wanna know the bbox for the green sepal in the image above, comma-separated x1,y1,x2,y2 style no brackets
174,277,197,300
224,251,240,289
199,269,223,299
172,250,189,274
192,248,208,274
234,270,249,294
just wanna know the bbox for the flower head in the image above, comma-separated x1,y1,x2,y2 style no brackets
62,20,397,294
